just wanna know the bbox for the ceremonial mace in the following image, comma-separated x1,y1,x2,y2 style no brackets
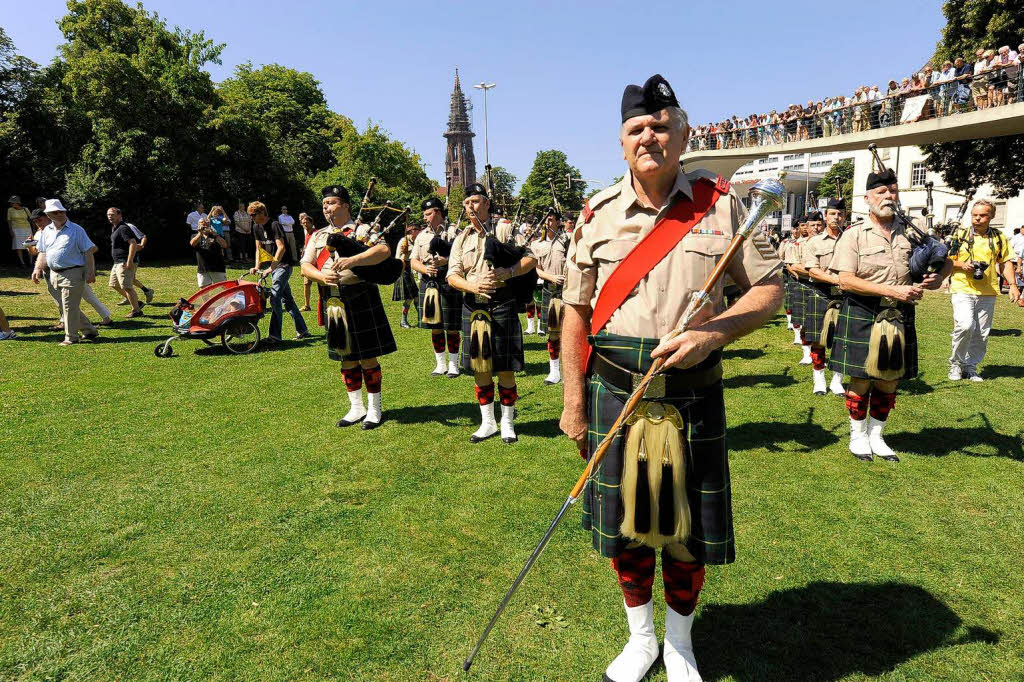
463,177,786,672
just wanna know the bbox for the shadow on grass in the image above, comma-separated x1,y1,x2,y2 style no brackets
729,408,840,452
383,402,476,427
979,364,1024,380
722,346,766,361
697,581,998,682
898,376,936,395
888,413,1024,460
0,290,37,297
988,327,1021,337
724,368,796,389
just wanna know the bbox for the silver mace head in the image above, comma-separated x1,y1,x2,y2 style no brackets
739,178,786,237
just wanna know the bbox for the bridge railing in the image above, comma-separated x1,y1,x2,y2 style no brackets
686,63,1023,152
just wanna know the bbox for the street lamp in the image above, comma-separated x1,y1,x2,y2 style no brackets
473,81,496,167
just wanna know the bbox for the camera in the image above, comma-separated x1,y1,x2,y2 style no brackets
971,261,989,280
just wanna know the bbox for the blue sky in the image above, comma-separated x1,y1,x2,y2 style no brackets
7,0,946,191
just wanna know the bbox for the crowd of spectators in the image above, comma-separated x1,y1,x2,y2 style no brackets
687,44,1024,151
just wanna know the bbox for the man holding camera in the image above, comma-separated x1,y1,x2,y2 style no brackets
947,199,1019,381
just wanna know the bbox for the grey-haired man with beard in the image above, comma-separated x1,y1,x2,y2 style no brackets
828,170,952,462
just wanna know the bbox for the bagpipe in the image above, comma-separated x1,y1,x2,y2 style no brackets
324,179,410,286
867,144,949,282
428,206,466,259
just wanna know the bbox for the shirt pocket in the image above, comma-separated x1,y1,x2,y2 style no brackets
859,245,891,276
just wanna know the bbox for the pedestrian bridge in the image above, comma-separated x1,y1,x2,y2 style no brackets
681,101,1024,178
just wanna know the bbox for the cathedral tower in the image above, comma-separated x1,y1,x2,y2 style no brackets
444,69,477,189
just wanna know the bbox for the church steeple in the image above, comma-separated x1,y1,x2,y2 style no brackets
444,68,477,189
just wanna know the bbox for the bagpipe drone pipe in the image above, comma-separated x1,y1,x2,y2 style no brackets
325,205,410,286
427,207,466,259
465,206,536,307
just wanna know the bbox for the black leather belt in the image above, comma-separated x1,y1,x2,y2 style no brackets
592,353,722,398
50,265,83,273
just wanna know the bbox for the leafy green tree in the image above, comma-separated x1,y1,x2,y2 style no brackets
444,183,465,223
0,27,45,201
923,0,1024,196
482,165,516,210
816,159,854,207
519,150,585,216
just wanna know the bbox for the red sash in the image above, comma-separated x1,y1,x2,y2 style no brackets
583,176,728,369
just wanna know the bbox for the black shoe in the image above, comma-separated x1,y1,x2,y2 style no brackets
813,389,826,396
447,372,460,379
853,452,874,462
502,435,518,444
469,431,498,443
400,321,411,329
361,418,382,430
336,415,365,427
81,333,99,342
877,453,900,462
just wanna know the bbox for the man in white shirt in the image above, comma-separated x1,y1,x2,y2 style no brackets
278,205,298,261
186,202,207,232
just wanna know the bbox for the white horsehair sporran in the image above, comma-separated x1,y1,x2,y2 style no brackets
422,282,442,325
325,296,351,356
468,309,493,375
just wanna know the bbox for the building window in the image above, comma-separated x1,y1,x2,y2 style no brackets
810,161,833,169
911,162,927,187
811,152,831,157
783,153,803,160
783,163,802,170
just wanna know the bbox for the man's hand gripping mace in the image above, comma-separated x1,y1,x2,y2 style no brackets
463,178,785,671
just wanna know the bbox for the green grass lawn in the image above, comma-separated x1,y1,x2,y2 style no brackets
1,263,1022,681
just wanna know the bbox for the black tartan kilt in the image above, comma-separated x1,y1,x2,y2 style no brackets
417,272,462,332
827,294,918,380
391,268,417,301
801,283,841,342
459,293,525,374
582,332,734,565
782,271,791,310
322,282,397,362
538,283,563,334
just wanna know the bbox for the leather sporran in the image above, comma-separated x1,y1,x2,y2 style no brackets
865,307,906,381
546,297,563,333
421,283,441,325
620,402,690,548
820,300,841,349
468,310,493,375
325,297,351,357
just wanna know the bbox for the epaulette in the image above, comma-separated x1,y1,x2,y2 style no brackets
686,167,731,194
580,201,594,224
585,182,621,214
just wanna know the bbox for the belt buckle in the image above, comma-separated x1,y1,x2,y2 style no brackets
830,286,841,296
880,296,897,308
633,373,666,400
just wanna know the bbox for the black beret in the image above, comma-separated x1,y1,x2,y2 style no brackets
806,211,823,222
321,185,351,202
548,207,562,221
865,169,897,191
621,74,680,123
29,208,46,220
420,197,445,212
795,215,807,224
465,183,488,199
826,197,847,210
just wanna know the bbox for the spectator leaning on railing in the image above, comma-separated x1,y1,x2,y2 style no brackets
947,199,1019,382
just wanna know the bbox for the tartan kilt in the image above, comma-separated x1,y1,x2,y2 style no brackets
789,278,810,327
391,268,417,301
827,294,918,380
459,292,525,374
581,332,734,565
538,283,563,334
321,282,397,362
782,271,791,310
801,283,841,342
417,271,462,332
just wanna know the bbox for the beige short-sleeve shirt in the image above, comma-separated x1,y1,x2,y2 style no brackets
802,230,840,271
446,219,517,285
531,234,570,279
782,238,803,265
300,222,360,284
562,169,782,338
410,224,457,266
829,220,912,285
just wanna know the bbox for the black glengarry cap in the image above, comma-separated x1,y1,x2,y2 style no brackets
465,183,488,199
865,169,897,191
321,185,351,203
621,74,680,123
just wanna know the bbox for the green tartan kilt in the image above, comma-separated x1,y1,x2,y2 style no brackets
581,332,734,565
538,283,563,334
789,278,810,327
782,271,792,311
417,271,462,332
801,283,841,342
322,282,397,362
827,294,918,380
391,268,417,301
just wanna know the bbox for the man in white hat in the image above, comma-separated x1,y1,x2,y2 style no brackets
31,199,100,345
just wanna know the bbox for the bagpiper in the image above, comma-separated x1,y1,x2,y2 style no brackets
447,183,537,443
299,185,400,430
559,74,783,682
801,201,847,395
530,209,571,384
783,216,813,364
828,169,951,461
410,197,463,377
